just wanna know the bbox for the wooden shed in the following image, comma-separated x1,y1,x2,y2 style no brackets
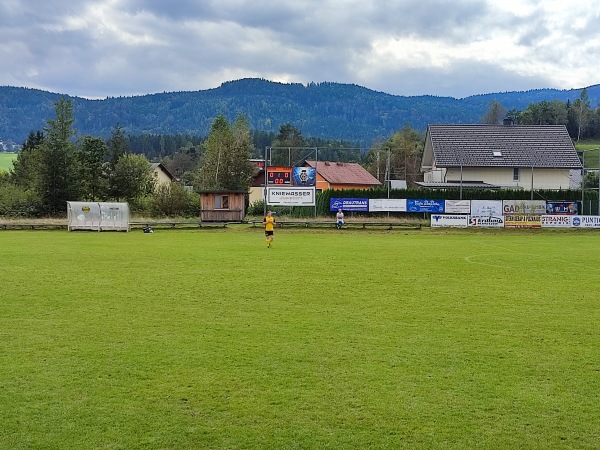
199,190,247,222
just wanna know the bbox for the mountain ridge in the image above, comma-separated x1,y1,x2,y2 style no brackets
1,78,598,145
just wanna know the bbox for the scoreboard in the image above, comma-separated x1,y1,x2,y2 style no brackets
266,166,292,185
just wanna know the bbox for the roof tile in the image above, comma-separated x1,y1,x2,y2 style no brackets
427,124,582,169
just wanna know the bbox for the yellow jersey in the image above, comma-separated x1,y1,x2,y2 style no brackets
264,216,275,231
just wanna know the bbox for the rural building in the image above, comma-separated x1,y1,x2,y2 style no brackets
199,190,246,222
303,160,382,191
150,163,176,187
419,124,582,190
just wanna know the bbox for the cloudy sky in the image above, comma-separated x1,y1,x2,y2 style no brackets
1,0,598,99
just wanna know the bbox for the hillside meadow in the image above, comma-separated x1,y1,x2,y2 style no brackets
1,226,600,449
0,152,16,172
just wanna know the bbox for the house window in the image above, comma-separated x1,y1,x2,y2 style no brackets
215,195,229,210
513,168,520,182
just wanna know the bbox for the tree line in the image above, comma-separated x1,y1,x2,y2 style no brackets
482,88,600,142
2,80,599,145
2,90,596,219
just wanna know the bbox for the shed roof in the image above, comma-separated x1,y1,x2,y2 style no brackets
304,160,381,186
427,124,582,169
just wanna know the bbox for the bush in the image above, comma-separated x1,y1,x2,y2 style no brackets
151,183,200,217
0,184,43,217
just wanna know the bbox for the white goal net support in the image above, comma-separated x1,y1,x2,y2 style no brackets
67,202,130,232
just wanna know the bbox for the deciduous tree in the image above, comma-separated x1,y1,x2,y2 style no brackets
198,115,254,191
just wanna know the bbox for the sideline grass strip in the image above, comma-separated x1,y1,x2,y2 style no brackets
1,228,600,448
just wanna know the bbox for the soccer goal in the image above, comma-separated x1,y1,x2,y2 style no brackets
67,202,130,232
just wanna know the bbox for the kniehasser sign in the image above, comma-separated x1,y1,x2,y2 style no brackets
266,187,316,206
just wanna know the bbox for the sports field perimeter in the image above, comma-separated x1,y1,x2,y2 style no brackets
1,227,599,449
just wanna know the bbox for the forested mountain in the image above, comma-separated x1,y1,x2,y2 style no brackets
1,78,599,145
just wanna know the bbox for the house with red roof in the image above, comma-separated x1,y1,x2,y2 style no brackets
303,160,382,191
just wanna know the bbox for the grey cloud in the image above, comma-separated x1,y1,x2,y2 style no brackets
0,0,598,99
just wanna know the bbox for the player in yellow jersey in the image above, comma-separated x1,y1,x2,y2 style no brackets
263,211,275,248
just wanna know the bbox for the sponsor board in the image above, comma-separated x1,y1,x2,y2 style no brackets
468,216,504,228
368,198,407,212
445,199,471,214
407,199,444,213
541,215,573,228
504,214,542,228
503,200,546,215
471,200,503,217
572,215,600,228
430,214,469,227
546,201,579,215
330,198,369,212
266,187,315,206
291,167,317,186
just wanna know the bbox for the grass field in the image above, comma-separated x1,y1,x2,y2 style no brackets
0,152,17,172
1,226,600,449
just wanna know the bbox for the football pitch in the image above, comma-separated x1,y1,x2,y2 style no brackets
1,227,599,449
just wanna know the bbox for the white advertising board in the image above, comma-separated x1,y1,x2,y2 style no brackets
572,215,600,228
468,216,505,228
444,199,471,214
470,200,503,217
266,187,315,206
430,214,469,228
541,215,573,228
503,200,547,215
368,198,407,212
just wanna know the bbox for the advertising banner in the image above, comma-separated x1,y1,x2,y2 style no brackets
503,200,546,215
504,215,542,228
546,201,579,215
368,198,407,212
430,214,469,228
468,216,505,228
470,200,503,217
407,199,444,213
330,198,369,212
541,215,573,228
267,187,315,206
572,216,600,228
292,167,317,187
445,199,471,214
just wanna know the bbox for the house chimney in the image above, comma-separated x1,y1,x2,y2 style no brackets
503,117,513,126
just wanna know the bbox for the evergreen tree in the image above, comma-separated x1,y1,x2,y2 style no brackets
271,123,306,166
76,136,108,200
107,123,128,168
38,98,79,215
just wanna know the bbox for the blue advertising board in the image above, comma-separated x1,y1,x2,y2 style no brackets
545,201,579,215
407,199,444,213
292,167,317,186
330,198,369,212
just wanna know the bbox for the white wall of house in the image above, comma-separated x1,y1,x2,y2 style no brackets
440,167,573,189
249,186,264,205
152,167,173,186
